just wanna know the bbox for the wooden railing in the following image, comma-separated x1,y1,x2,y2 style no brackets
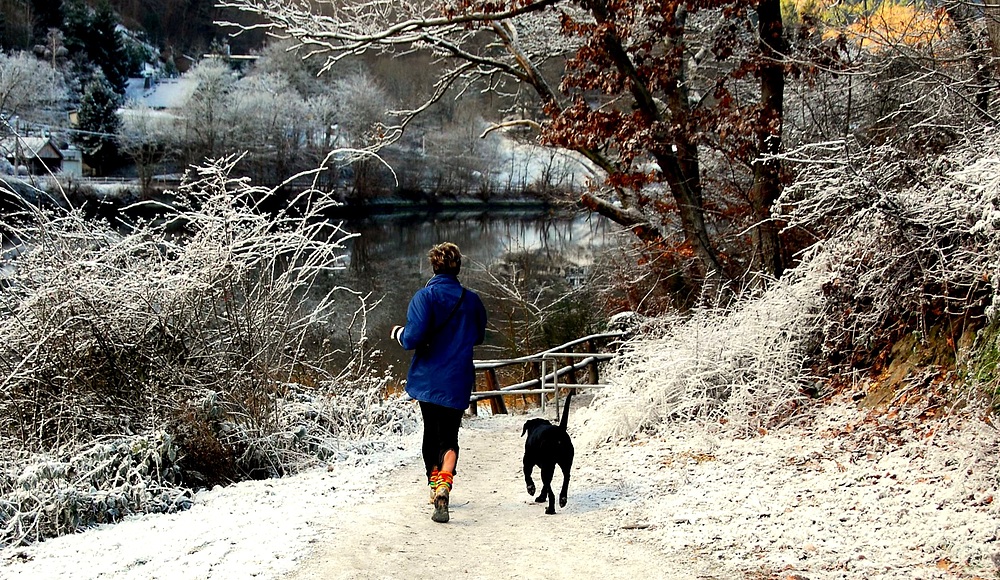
468,331,623,417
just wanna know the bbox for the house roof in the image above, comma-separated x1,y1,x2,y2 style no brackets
0,137,63,161
125,76,198,109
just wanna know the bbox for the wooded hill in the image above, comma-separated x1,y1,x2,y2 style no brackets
0,0,263,55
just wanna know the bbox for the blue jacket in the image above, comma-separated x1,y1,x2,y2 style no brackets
400,274,487,409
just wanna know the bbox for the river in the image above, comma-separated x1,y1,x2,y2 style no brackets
322,208,622,379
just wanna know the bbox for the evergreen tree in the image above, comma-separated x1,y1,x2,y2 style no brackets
75,71,121,175
62,0,89,54
62,0,129,96
86,1,128,95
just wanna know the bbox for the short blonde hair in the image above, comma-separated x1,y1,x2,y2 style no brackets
428,242,462,275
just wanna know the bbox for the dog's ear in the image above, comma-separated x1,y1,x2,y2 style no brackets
521,422,529,437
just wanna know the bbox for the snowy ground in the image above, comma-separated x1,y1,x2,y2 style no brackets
0,437,421,580
577,398,1000,579
2,395,998,579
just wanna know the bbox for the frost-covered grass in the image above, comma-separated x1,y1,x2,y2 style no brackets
578,272,824,444
0,157,418,546
588,396,1000,579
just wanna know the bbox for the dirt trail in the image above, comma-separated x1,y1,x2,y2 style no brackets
288,411,710,580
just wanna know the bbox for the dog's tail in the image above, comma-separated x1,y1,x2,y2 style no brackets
559,389,573,430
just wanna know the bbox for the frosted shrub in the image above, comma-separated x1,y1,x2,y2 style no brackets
0,432,189,546
781,134,1000,371
252,371,417,469
1,157,359,453
579,271,824,443
0,156,417,544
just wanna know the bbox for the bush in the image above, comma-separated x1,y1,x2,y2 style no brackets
0,431,190,546
780,132,1000,377
0,157,417,545
578,275,823,444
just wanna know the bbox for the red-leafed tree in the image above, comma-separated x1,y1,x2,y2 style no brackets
219,0,795,294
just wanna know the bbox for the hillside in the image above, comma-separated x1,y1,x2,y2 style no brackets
0,0,263,55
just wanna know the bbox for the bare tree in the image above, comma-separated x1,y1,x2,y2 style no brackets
218,0,795,293
229,71,309,183
119,103,180,196
809,0,999,146
0,51,65,131
252,38,330,98
330,69,392,199
181,58,237,162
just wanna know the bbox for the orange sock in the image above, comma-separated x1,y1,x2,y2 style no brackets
437,471,453,490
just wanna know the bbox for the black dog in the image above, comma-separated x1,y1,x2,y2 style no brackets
521,391,574,515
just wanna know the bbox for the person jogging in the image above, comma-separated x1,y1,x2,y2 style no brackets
390,242,488,523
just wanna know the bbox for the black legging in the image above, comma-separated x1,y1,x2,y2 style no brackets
418,400,464,480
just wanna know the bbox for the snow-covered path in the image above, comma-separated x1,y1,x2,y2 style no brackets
289,413,707,580
0,409,714,580
0,437,416,580
6,398,998,579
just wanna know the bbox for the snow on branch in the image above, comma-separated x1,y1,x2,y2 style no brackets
217,1,581,151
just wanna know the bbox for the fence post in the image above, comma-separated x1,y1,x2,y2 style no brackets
586,339,600,385
468,376,480,416
562,357,579,387
485,369,507,415
530,361,542,405
563,345,579,398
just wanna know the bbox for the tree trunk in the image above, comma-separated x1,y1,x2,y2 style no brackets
947,2,994,120
587,0,728,284
748,0,786,280
651,148,728,281
987,0,1000,59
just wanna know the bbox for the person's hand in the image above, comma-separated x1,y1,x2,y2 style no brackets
390,325,404,345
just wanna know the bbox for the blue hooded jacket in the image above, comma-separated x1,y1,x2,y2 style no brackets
400,274,487,409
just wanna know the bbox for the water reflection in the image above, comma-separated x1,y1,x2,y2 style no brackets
324,209,619,378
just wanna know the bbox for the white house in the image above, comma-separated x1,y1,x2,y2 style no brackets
60,147,82,177
124,76,198,110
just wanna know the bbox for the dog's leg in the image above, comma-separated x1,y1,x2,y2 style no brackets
538,464,556,514
558,457,572,508
523,457,536,497
534,462,551,503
